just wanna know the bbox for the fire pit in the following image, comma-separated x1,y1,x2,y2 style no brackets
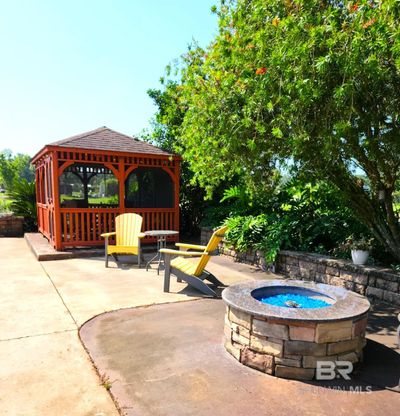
222,280,370,380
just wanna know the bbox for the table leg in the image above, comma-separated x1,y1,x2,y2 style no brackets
157,236,166,275
145,233,175,274
146,239,161,272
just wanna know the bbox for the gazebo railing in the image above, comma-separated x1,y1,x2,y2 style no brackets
59,207,178,247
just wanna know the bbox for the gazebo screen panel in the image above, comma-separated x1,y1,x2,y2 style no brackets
59,163,119,208
125,167,174,209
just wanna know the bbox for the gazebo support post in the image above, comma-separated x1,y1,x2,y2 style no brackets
83,170,89,205
51,153,62,250
174,161,180,232
118,157,125,214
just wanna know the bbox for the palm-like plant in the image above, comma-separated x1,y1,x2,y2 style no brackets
8,179,37,231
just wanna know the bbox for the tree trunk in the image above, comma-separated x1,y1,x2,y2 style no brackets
339,179,400,262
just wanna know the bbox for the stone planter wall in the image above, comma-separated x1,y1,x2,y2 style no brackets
200,227,214,245
200,226,400,306
276,251,400,306
0,214,24,237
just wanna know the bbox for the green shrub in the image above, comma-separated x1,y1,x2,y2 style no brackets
222,178,369,263
0,196,12,214
8,179,37,231
224,215,265,253
200,205,234,228
224,214,289,263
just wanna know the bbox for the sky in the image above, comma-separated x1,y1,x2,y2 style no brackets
0,0,218,156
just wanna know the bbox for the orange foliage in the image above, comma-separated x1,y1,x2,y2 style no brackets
255,67,267,75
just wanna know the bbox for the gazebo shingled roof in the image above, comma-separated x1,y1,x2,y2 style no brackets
32,127,180,251
48,126,172,156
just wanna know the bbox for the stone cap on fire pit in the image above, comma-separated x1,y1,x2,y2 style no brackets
222,279,370,323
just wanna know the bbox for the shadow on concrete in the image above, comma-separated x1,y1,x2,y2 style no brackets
174,284,226,299
302,339,400,393
360,339,400,392
368,300,399,337
82,254,227,298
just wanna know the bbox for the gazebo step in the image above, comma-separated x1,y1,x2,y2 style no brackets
25,233,103,261
25,233,162,261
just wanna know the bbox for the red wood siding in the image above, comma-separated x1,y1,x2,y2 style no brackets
33,147,180,250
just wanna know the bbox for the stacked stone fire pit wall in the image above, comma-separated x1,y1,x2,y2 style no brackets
224,306,368,381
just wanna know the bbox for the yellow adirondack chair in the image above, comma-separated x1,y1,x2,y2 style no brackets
101,213,145,268
160,225,228,297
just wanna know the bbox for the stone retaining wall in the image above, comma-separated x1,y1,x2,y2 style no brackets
200,227,214,246
276,251,400,306
0,214,24,237
200,227,400,306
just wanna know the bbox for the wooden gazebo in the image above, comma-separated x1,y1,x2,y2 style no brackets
31,127,180,250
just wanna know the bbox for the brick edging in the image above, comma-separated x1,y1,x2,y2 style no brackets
0,214,24,237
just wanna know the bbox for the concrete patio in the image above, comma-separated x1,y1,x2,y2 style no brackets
80,300,400,416
0,237,270,415
0,237,399,415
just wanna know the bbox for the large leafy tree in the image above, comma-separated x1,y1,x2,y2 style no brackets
0,150,34,189
143,78,209,234
164,0,400,260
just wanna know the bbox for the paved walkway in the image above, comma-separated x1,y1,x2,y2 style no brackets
0,238,270,415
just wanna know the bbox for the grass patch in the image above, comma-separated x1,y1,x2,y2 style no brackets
0,194,13,213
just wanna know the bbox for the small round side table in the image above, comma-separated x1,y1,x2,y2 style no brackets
145,230,179,274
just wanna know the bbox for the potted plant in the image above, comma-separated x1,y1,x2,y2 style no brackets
344,236,374,265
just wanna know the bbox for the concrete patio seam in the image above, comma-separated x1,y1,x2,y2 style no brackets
78,320,124,416
39,262,79,328
76,299,206,416
77,297,202,329
0,328,77,343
